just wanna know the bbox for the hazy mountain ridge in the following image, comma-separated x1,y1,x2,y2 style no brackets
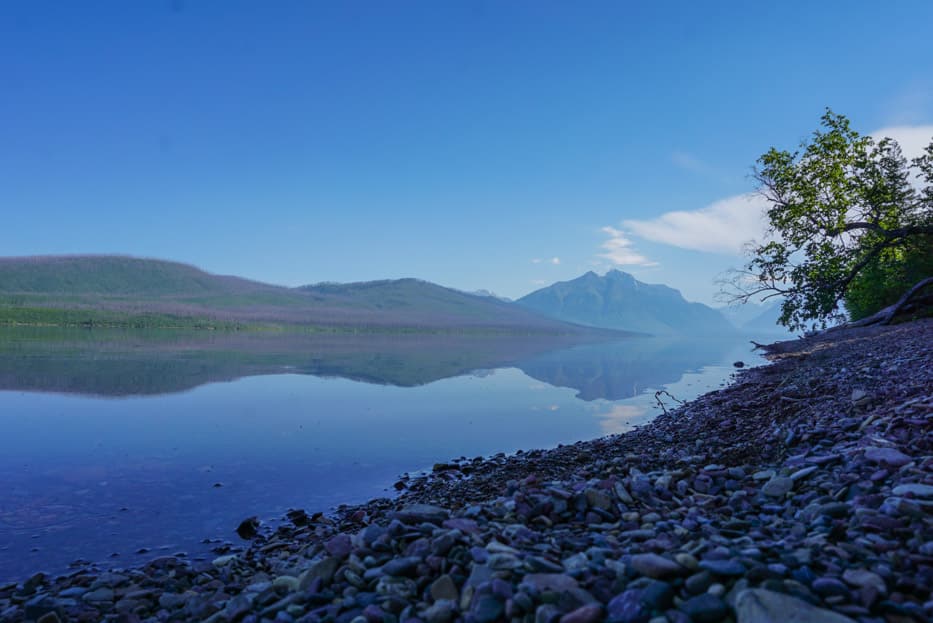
517,270,735,335
0,256,611,335
719,300,795,335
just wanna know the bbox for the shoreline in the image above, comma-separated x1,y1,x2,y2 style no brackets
2,320,931,623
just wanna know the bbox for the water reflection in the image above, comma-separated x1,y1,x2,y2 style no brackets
0,327,747,401
0,327,764,581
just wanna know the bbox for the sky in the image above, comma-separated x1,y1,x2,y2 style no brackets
2,1,932,304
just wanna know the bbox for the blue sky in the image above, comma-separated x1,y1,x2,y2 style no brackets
2,1,932,304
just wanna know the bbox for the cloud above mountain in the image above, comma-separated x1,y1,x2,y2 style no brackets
598,227,657,266
622,193,769,255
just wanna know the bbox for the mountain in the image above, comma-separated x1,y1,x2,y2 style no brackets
0,255,614,335
516,270,734,335
719,300,795,336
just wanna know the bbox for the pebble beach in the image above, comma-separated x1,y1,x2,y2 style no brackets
3,319,931,623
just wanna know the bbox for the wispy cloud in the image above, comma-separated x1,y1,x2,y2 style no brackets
531,257,561,265
671,150,711,174
871,125,933,160
623,193,768,255
882,82,933,126
613,124,932,258
598,226,657,266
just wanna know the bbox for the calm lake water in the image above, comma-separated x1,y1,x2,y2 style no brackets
0,328,767,582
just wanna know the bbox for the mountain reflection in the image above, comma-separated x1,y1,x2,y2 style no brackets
0,327,744,401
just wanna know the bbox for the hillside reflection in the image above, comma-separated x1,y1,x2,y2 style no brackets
0,327,744,401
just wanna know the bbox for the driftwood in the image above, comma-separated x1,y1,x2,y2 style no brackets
828,276,933,331
750,276,932,351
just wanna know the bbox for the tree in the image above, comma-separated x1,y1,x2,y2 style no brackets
722,110,933,331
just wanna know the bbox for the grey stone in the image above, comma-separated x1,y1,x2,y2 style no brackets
391,504,449,524
734,588,855,622
629,553,685,579
82,588,114,603
299,556,339,588
520,573,579,594
607,589,648,623
382,556,421,577
841,568,886,594
864,447,911,467
158,592,188,609
422,599,457,623
699,559,746,576
762,477,793,498
892,483,933,498
471,594,504,623
680,593,728,623
430,575,459,602
560,603,604,623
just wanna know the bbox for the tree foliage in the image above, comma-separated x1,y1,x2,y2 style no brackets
723,110,933,331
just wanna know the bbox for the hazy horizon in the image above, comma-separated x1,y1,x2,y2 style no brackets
2,2,932,304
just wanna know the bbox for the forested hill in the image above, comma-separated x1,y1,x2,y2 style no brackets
0,255,618,335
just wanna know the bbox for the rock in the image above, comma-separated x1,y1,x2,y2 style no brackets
382,556,422,577
272,575,300,592
614,482,634,504
640,581,674,610
299,556,339,588
212,554,238,567
812,577,850,598
224,593,254,620
698,559,746,576
158,592,188,609
818,502,850,518
536,604,563,623
850,389,868,404
236,516,261,539
762,476,793,498
733,361,745,368
521,573,579,594
841,569,886,594
863,447,912,467
680,593,728,623
430,574,459,602
471,594,504,623
674,553,699,570
629,553,685,579
892,483,933,498
36,613,62,623
82,587,114,603
376,576,418,600
422,599,457,623
606,589,648,623
685,571,714,595
324,534,352,558
560,603,604,623
790,466,818,481
734,588,855,622
391,504,449,524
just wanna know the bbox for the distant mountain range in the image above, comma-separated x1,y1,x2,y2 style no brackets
0,256,611,335
0,255,793,336
718,300,794,335
517,270,735,335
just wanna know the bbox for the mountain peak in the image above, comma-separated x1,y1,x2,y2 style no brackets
517,271,734,336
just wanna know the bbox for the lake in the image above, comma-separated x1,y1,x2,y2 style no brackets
0,328,766,582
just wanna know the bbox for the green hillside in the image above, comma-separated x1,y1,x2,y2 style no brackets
0,255,610,335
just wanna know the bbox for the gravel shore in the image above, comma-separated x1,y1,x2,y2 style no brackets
2,319,931,623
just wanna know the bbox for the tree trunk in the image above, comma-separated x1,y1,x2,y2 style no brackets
839,276,933,329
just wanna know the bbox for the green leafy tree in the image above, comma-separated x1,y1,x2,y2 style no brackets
723,110,933,331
